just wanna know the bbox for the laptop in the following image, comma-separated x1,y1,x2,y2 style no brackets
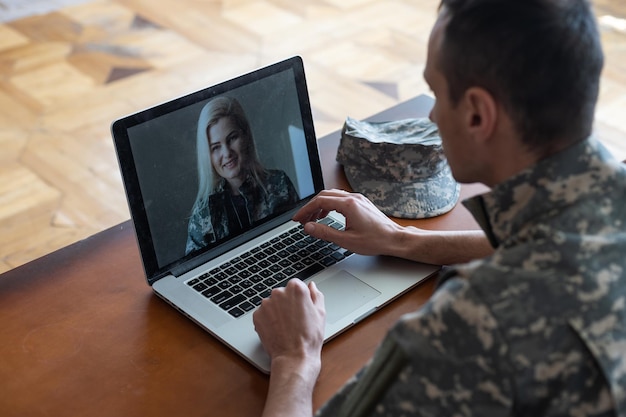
111,56,439,373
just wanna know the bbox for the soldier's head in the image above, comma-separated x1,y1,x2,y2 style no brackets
426,0,603,157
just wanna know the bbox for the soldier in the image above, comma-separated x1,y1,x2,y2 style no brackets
253,0,626,416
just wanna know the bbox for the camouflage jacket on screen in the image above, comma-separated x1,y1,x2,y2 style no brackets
185,169,299,254
316,137,626,417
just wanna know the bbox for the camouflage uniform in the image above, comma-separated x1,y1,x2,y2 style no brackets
185,169,299,254
317,137,626,417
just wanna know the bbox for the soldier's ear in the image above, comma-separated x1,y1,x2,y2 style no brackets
462,87,497,145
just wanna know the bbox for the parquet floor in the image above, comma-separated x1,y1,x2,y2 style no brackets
1,0,625,273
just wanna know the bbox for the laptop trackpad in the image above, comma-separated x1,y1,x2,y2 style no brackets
316,270,381,324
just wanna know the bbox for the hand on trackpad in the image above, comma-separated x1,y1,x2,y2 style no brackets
316,270,381,324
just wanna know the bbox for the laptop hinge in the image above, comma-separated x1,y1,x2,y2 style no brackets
170,264,189,278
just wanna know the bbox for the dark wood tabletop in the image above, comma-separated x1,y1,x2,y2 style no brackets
0,95,487,416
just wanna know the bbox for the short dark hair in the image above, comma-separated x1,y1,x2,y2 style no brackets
438,0,604,150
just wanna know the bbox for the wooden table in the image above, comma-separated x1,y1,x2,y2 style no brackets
0,95,487,416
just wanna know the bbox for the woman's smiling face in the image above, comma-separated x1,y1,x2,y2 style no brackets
208,116,246,191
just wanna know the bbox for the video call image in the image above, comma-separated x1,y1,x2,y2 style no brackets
127,69,315,269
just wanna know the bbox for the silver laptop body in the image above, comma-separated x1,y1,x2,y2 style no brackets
111,56,438,373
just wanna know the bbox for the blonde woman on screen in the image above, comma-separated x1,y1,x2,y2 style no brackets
186,96,299,254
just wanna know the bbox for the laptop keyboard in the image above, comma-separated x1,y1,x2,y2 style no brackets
185,217,353,318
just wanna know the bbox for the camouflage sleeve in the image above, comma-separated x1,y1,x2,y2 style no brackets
317,336,411,417
316,278,513,417
185,202,214,254
185,213,203,254
273,169,300,204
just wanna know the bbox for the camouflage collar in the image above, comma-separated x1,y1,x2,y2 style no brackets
462,137,615,248
215,174,255,195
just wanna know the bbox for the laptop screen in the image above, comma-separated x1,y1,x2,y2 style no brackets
111,57,323,284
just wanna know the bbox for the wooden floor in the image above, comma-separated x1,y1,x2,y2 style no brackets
1,0,625,273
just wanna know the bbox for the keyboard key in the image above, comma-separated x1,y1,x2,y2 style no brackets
264,277,277,287
298,249,312,257
201,286,220,298
240,301,255,312
228,307,245,318
203,277,218,286
293,263,324,280
211,290,233,304
230,284,243,294
228,276,242,284
268,255,281,263
232,261,247,270
238,270,252,279
331,252,345,261
214,271,228,280
321,257,337,267
224,266,238,275
302,257,315,266
311,252,324,261
217,281,232,290
220,294,245,311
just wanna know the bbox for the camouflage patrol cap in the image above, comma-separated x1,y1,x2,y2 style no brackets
337,117,460,219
